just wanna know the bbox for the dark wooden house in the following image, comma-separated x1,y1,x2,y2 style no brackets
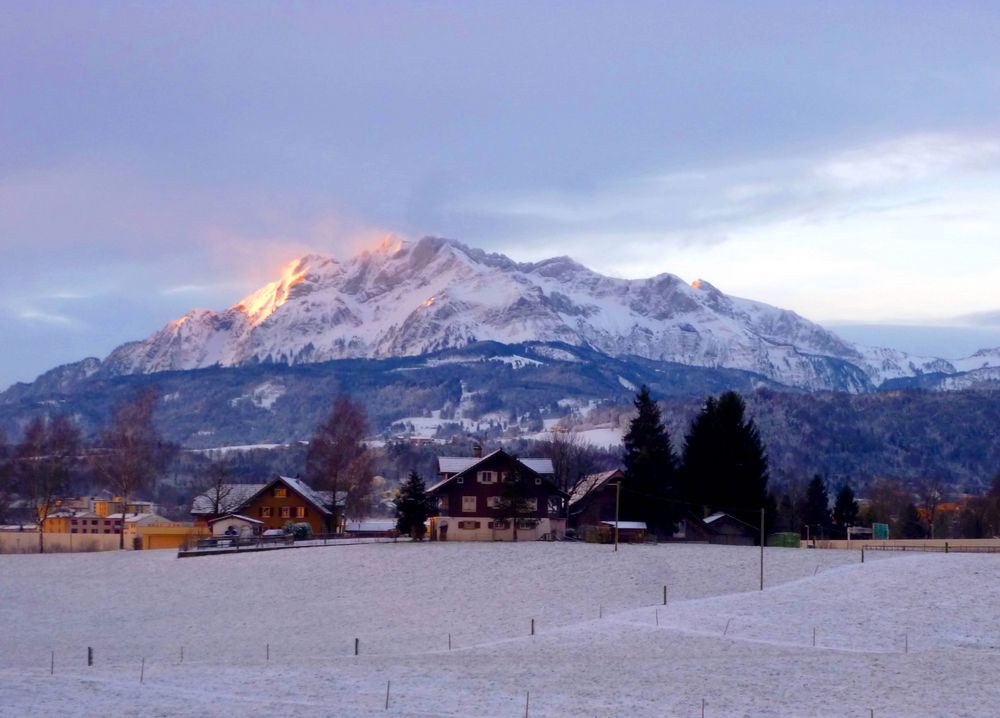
427,448,567,541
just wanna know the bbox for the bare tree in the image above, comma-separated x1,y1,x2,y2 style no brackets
92,388,174,548
14,416,81,553
194,460,237,518
306,395,373,532
917,477,946,539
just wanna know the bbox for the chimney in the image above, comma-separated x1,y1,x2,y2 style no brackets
473,443,483,459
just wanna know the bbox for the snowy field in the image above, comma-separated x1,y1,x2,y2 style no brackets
2,543,999,717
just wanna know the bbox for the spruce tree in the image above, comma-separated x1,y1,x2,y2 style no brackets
679,391,769,528
621,386,678,534
393,471,436,540
802,474,832,538
832,482,860,537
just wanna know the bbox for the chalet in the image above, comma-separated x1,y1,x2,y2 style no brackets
428,448,567,541
191,476,336,535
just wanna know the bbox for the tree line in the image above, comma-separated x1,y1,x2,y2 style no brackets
0,387,173,551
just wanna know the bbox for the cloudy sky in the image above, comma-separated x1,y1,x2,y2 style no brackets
2,1,1000,388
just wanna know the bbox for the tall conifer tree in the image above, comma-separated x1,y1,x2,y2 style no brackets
621,386,678,533
679,391,769,528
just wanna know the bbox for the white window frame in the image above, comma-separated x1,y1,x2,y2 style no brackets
486,496,500,509
462,496,477,513
525,498,538,512
478,471,497,484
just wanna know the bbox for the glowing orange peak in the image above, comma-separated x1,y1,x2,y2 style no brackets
236,257,310,325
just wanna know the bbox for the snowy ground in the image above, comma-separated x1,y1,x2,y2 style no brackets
2,543,999,716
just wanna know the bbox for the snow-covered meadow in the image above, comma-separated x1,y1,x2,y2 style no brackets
2,543,999,717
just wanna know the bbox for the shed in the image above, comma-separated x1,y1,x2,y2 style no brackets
208,514,265,537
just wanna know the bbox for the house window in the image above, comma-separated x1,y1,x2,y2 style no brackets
534,477,542,485
70,529,77,534
517,518,538,530
491,520,510,530
486,496,500,509
70,519,78,526
92,520,98,525
103,529,111,534
458,520,481,530
457,476,464,484
525,498,538,512
261,506,273,518
274,488,288,498
477,471,496,484
280,506,291,518
295,507,306,518
462,496,476,513
438,496,449,513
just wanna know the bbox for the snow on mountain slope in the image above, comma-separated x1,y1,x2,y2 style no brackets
101,236,974,391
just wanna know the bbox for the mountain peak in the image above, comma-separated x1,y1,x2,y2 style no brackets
94,237,961,391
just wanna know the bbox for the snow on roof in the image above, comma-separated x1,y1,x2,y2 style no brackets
430,451,562,495
703,512,726,524
568,469,623,505
600,521,647,530
104,513,169,525
438,456,478,474
280,476,333,515
208,514,265,525
437,453,554,476
190,484,266,514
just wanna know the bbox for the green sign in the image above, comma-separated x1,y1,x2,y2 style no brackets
873,522,889,540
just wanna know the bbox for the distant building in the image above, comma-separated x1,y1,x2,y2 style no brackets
428,447,567,541
191,475,337,535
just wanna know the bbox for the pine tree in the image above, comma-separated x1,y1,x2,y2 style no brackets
393,471,436,540
832,482,859,537
621,386,678,534
679,391,769,528
801,474,832,538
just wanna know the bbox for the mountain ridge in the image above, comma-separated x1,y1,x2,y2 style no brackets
14,235,999,394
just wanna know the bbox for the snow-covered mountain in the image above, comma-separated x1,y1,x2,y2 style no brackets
100,236,983,392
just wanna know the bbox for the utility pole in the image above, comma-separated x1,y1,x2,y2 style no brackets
759,507,765,591
614,480,621,552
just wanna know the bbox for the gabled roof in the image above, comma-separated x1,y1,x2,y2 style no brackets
437,453,555,477
429,449,567,496
190,476,337,516
600,521,647,530
191,484,267,515
568,469,625,505
703,512,758,531
279,476,333,515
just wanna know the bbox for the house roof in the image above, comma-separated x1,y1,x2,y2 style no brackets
429,449,566,496
600,521,647,530
280,476,334,515
191,484,267,515
104,513,169,525
703,512,758,531
190,477,337,516
568,469,625,505
208,513,265,525
437,453,554,477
